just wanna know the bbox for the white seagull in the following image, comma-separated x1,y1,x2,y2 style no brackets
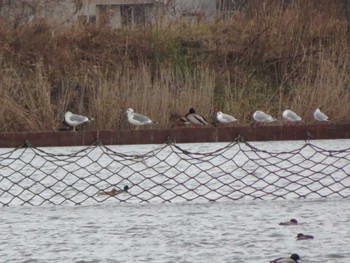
185,108,208,125
282,109,302,122
126,108,157,126
216,111,237,124
313,108,329,122
253,111,276,123
64,111,94,131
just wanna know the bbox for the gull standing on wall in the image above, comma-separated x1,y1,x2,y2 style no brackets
313,108,329,122
282,109,302,122
64,111,94,131
126,108,157,126
185,108,208,125
216,111,238,124
253,111,276,123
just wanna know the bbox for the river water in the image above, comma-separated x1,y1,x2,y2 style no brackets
1,140,350,262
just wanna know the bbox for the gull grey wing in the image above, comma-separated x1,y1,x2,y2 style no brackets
222,114,235,122
70,114,89,122
317,112,328,120
133,113,151,122
286,111,301,120
255,112,269,121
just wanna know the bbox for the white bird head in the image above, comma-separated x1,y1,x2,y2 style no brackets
126,108,134,115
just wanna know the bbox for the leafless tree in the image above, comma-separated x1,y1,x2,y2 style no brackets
0,0,82,28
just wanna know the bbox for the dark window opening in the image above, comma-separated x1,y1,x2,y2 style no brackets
216,0,246,12
121,4,147,26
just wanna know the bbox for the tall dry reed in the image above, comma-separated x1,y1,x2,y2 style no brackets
0,0,349,132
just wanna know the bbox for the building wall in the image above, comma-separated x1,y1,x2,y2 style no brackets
171,0,216,17
0,0,226,28
81,0,160,28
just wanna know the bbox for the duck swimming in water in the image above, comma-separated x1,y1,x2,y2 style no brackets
279,219,298,225
270,253,301,263
98,185,129,196
296,233,314,240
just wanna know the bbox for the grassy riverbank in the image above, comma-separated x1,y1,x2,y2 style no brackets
0,1,349,132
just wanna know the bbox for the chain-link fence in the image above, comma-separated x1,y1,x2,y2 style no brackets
0,138,349,206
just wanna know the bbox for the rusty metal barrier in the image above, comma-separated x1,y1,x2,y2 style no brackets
0,123,349,148
0,138,349,206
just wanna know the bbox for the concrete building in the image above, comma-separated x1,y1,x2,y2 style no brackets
80,0,245,27
0,0,245,28
80,0,158,27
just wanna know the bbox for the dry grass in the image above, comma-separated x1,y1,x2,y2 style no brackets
0,0,349,132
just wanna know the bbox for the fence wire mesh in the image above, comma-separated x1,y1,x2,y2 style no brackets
0,139,349,206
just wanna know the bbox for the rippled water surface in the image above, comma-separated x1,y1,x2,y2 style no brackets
1,140,350,262
1,199,350,263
